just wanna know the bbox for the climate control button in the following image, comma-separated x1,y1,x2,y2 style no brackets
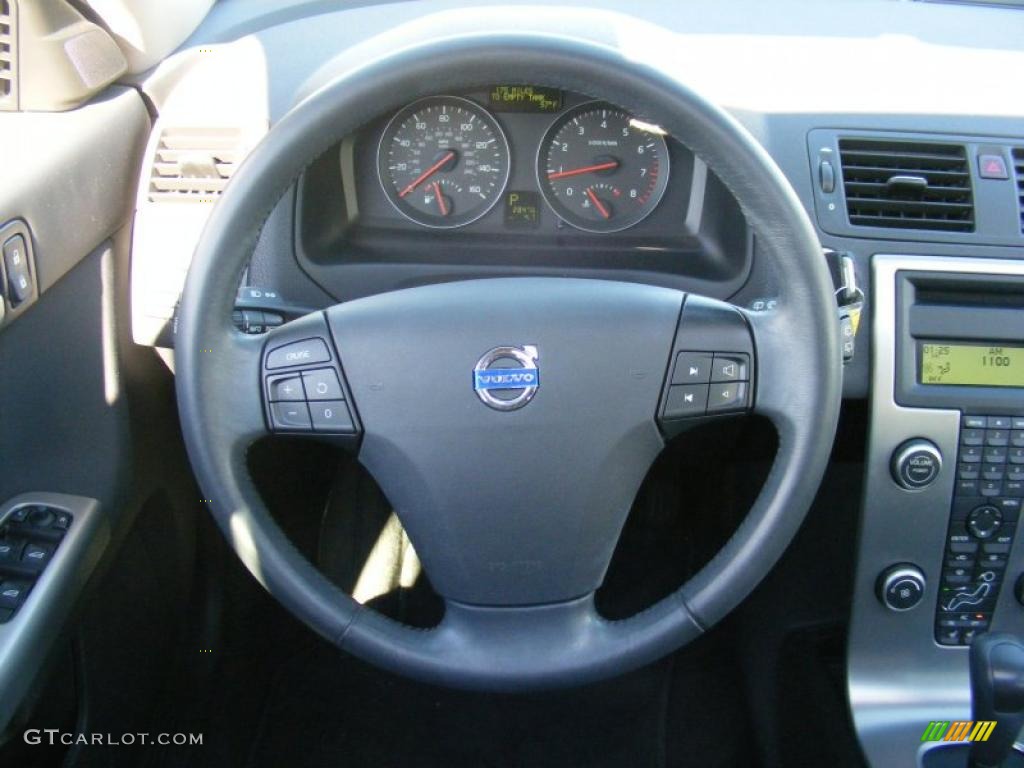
878,564,926,611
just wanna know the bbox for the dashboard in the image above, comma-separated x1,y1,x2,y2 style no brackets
122,1,1024,766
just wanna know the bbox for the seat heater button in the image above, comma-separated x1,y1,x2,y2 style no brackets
309,401,355,433
302,369,344,401
267,375,305,402
266,338,331,370
270,402,312,431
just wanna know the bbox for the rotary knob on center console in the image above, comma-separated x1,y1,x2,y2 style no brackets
891,439,942,490
877,564,926,611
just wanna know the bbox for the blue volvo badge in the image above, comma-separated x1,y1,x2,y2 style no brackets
473,345,539,411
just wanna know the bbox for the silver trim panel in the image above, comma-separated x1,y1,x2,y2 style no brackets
851,254,1024,767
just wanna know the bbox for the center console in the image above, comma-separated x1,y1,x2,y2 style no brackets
850,255,1024,767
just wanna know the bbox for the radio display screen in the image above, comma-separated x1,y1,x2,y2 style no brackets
920,343,1024,387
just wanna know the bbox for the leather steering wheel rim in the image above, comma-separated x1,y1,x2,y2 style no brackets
176,17,841,691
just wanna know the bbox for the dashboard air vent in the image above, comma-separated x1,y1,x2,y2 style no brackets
838,138,974,233
0,0,14,110
147,126,244,203
1014,148,1024,235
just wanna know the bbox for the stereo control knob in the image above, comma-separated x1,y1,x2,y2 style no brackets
891,439,942,490
877,564,926,611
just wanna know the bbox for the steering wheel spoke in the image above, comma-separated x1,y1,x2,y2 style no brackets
259,312,362,445
657,294,757,440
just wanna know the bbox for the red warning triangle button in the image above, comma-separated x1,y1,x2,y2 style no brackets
978,154,1008,180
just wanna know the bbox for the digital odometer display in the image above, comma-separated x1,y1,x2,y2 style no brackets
920,343,1024,387
488,85,562,113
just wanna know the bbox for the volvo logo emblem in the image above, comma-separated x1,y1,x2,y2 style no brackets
473,345,539,411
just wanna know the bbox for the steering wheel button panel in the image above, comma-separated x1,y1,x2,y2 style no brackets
711,353,749,383
270,402,312,431
265,338,331,369
664,384,708,418
671,353,712,385
309,401,355,433
707,382,748,413
267,375,305,402
302,369,344,401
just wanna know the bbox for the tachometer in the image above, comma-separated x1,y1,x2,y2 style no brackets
378,96,510,228
537,104,670,233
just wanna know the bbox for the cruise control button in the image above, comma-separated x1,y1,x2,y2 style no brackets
308,401,355,433
270,402,312,431
267,375,305,402
707,381,748,413
663,384,708,418
302,369,344,401
711,353,749,383
265,338,331,370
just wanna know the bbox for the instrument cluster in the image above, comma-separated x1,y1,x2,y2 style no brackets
365,87,677,235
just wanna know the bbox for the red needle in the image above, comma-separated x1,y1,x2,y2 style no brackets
586,188,611,220
432,181,448,216
399,150,455,198
547,160,619,180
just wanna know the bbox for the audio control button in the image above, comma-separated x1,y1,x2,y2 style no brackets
891,439,943,490
967,505,1004,540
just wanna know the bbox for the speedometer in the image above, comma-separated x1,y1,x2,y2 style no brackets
378,96,510,228
537,103,670,233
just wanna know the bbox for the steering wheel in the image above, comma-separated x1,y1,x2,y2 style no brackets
175,18,840,691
